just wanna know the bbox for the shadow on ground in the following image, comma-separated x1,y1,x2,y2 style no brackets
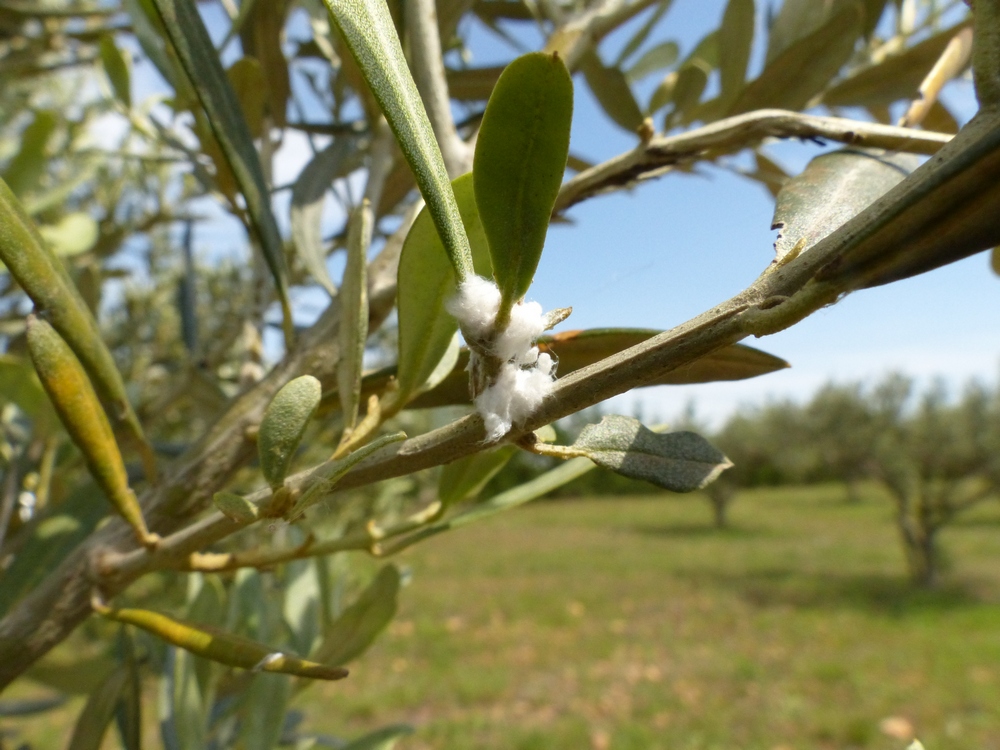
676,567,990,615
624,522,769,539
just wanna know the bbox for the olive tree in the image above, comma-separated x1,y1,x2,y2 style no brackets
0,0,998,744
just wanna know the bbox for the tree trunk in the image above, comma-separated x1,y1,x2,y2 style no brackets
707,484,733,529
898,512,939,587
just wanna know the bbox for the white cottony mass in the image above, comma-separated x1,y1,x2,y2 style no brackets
446,276,557,441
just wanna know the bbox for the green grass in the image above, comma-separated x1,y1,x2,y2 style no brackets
303,483,1000,750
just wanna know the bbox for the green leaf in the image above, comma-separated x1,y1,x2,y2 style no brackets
67,665,128,750
290,432,407,517
0,485,105,620
225,57,268,140
571,415,732,492
580,51,645,133
324,0,474,279
290,139,359,295
113,630,142,750
438,445,516,506
25,652,114,696
0,354,56,427
729,6,862,115
474,52,573,319
283,558,322,657
772,149,918,264
822,21,973,109
160,647,207,750
817,109,1000,288
615,0,675,67
666,64,709,124
764,0,887,64
99,35,132,109
213,492,260,523
1,110,56,196
238,0,291,127
659,30,718,123
343,725,414,750
148,0,294,342
446,65,504,101
258,375,323,489
991,247,1000,276
625,40,680,83
237,673,292,750
718,0,754,108
312,565,400,667
396,172,491,402
38,212,99,257
338,202,372,432
382,457,597,554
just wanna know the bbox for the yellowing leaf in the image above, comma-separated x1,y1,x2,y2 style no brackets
38,213,99,257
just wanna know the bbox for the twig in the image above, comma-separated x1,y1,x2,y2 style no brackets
406,0,471,175
0,461,21,559
899,28,974,127
545,0,660,71
555,109,953,213
973,0,1000,107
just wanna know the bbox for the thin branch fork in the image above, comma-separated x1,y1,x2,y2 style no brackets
554,109,953,212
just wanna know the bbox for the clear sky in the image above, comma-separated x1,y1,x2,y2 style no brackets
136,0,999,428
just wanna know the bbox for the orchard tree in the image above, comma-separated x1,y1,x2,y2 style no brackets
868,375,1000,587
0,0,998,745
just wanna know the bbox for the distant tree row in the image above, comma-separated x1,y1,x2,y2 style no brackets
709,373,1000,586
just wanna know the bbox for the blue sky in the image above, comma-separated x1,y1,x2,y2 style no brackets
137,0,998,427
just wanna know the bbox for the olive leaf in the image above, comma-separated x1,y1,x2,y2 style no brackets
338,203,372,433
342,725,414,750
26,316,157,548
817,109,1000,288
148,0,294,342
324,0,474,279
290,139,360,295
625,41,680,83
2,110,56,196
729,6,861,115
580,50,644,133
38,212,99,257
571,415,731,492
98,35,132,109
473,52,573,322
311,565,400,667
0,483,106,619
446,65,504,101
290,432,407,517
94,604,348,680
258,375,323,490
213,492,260,523
396,172,492,403
822,21,972,109
718,0,754,109
67,664,129,750
772,149,919,265
438,445,517,506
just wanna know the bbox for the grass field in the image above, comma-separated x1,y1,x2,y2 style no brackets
302,483,1000,750
4,484,999,749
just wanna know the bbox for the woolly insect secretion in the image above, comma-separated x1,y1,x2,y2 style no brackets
446,275,559,441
